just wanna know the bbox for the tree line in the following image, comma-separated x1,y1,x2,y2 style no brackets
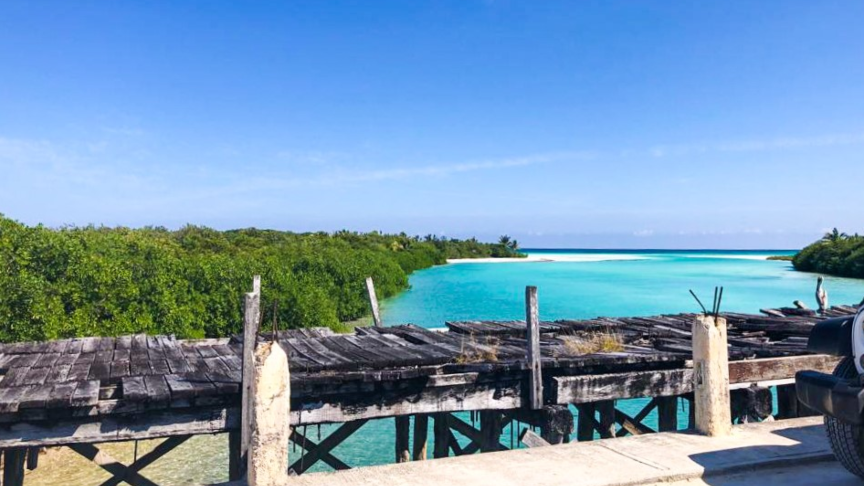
792,228,864,279
0,215,523,342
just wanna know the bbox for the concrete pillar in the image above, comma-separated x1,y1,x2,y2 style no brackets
248,341,291,486
692,315,731,437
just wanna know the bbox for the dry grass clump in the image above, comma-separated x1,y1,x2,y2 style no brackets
455,335,500,364
558,331,624,356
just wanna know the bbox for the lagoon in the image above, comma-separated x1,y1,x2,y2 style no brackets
25,250,864,485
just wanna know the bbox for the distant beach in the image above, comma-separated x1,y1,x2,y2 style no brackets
447,253,650,264
447,250,778,264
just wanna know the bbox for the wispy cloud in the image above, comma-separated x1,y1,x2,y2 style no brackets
317,151,596,184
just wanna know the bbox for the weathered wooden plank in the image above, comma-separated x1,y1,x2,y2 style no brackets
88,361,111,382
70,380,100,407
728,355,838,383
395,416,411,463
45,382,79,409
526,286,542,410
240,288,260,467
80,337,100,354
143,375,171,403
67,362,92,382
433,413,450,459
366,277,383,327
554,368,694,404
3,448,26,486
109,361,130,381
289,429,351,471
553,355,839,404
0,407,237,448
519,428,551,448
20,367,51,386
289,420,367,475
0,386,33,413
413,414,429,461
614,409,654,436
98,436,190,486
165,374,196,400
122,376,148,402
45,364,71,384
291,379,522,425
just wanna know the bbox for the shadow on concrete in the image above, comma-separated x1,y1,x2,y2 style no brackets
686,424,859,485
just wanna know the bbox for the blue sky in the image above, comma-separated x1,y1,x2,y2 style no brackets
1,1,862,248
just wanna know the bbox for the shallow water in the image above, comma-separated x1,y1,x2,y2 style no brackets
25,250,864,485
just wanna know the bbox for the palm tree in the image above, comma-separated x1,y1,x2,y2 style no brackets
822,228,848,243
498,235,512,247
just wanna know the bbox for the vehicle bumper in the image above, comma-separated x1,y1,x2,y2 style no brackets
796,370,864,425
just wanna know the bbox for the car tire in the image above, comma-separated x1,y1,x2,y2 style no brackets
825,357,864,478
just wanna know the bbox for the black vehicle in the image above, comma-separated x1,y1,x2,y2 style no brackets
796,306,864,477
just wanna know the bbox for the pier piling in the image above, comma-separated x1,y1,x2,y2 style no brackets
365,277,382,327
247,340,291,486
692,315,732,436
412,415,429,461
525,286,542,410
395,416,411,463
239,276,262,476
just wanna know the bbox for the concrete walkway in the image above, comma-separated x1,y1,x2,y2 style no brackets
289,417,837,486
652,460,858,485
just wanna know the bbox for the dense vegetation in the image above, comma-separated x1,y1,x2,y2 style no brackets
792,228,864,279
0,215,523,342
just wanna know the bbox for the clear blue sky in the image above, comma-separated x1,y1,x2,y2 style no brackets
1,1,862,249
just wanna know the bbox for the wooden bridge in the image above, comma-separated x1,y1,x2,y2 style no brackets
0,295,855,485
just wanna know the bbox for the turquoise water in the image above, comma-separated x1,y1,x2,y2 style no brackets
310,250,864,473
31,250,864,484
383,250,864,327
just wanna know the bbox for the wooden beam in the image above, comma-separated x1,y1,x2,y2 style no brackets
656,396,678,432
552,354,838,405
26,446,39,470
0,407,237,449
433,413,450,459
727,355,838,384
614,409,654,437
395,416,411,463
289,430,351,471
525,286,543,409
447,415,484,452
289,420,366,475
595,401,616,439
576,404,595,441
3,448,26,486
228,430,242,481
68,443,160,486
292,379,522,425
519,428,551,448
614,399,658,438
365,277,382,327
98,436,189,486
480,411,503,452
412,415,429,461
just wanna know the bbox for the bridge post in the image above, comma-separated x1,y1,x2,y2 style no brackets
525,286,543,410
365,277,382,327
247,340,291,486
692,315,731,436
238,275,261,478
